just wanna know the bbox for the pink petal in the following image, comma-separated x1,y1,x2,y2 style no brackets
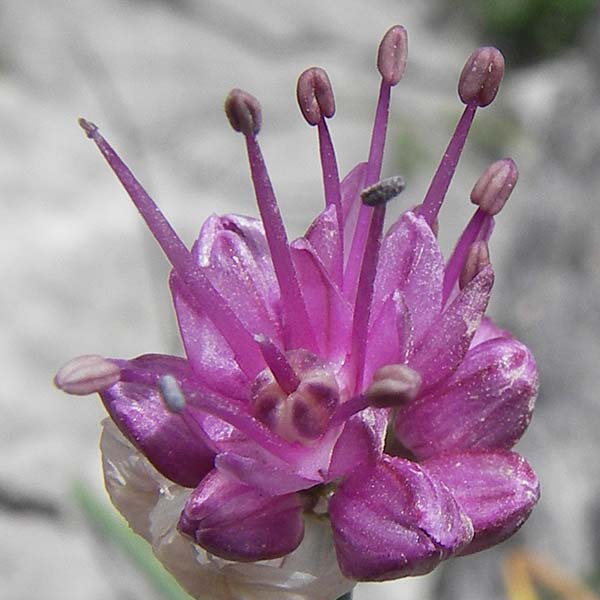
409,265,494,389
340,162,368,254
329,456,473,581
374,211,444,344
303,203,342,280
423,450,539,555
170,273,251,400
215,451,321,496
470,315,511,348
179,469,304,561
290,238,352,360
395,337,538,459
192,214,282,342
327,408,388,480
363,290,414,384
100,354,215,488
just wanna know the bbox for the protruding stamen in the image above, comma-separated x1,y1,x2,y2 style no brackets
366,364,421,408
361,175,405,207
459,241,490,289
226,89,317,352
458,47,505,108
296,68,336,126
255,334,300,394
442,208,494,303
78,119,264,379
297,68,344,282
54,354,120,395
158,375,187,413
471,158,518,215
377,25,408,86
224,89,262,136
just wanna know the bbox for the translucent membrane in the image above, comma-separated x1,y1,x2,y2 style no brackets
79,120,264,378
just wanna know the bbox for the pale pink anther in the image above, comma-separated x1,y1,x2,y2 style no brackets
366,364,422,408
224,89,262,136
296,68,336,126
471,158,518,215
459,241,490,289
377,25,408,86
458,47,505,108
54,354,120,395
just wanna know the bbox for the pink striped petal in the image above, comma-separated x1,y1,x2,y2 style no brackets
395,337,538,459
100,354,215,488
409,265,494,389
329,456,473,581
423,450,539,554
170,273,251,400
291,238,353,360
179,469,304,561
470,315,511,348
327,408,388,480
374,212,444,344
303,203,342,280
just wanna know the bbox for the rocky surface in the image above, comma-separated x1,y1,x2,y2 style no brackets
2,1,599,599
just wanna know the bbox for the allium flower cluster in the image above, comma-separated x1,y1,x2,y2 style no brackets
56,25,539,600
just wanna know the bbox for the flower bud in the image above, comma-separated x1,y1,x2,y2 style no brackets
458,47,505,107
224,89,262,136
471,158,518,215
54,354,120,395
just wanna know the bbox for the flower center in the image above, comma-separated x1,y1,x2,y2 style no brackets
250,349,340,444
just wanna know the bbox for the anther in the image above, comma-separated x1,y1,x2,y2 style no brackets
54,354,120,396
458,47,505,107
471,158,518,216
224,89,262,136
296,67,336,126
78,118,99,139
365,364,421,408
459,241,490,289
377,25,408,86
361,175,405,207
158,375,186,413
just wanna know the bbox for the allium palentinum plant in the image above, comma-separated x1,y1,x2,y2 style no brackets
55,25,540,600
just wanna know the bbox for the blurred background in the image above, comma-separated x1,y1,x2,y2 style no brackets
2,0,600,598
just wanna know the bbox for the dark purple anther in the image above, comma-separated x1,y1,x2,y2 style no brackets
459,241,490,289
78,118,99,139
471,158,518,215
224,89,262,136
366,364,421,408
458,47,505,107
296,67,336,126
54,354,121,395
377,25,408,86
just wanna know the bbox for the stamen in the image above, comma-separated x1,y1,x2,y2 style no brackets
377,25,408,86
224,89,262,136
158,374,186,413
225,89,317,352
366,364,421,408
296,68,336,126
255,334,300,395
471,158,518,215
458,47,505,108
347,26,408,382
442,208,491,303
297,68,343,283
459,241,490,289
361,175,405,207
78,119,264,379
419,47,504,228
54,354,120,395
442,159,516,302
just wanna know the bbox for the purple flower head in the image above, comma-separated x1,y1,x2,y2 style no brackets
56,25,539,597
